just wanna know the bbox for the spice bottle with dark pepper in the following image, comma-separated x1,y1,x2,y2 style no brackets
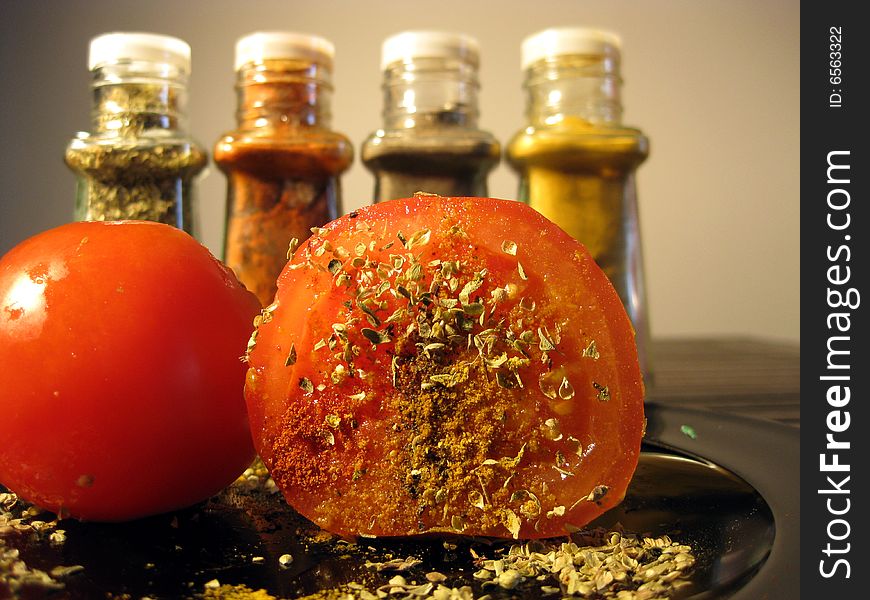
362,31,499,201
506,28,653,380
215,32,353,307
65,32,207,235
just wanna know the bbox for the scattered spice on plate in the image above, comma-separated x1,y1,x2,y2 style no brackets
202,582,277,599
0,490,82,595
4,458,696,600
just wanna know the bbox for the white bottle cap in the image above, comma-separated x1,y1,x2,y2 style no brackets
521,27,621,69
381,31,479,71
89,32,191,73
235,31,334,71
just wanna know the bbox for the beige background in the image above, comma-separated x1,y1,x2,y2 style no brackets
0,0,799,343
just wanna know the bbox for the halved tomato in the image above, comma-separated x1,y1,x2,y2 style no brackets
245,195,644,539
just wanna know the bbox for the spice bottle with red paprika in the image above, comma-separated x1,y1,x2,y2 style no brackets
362,31,499,201
215,32,353,306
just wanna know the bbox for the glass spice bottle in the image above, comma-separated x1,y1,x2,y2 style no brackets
215,32,353,307
506,28,653,381
65,32,207,235
362,31,500,201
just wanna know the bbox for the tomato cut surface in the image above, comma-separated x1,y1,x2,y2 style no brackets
0,221,260,521
245,195,644,539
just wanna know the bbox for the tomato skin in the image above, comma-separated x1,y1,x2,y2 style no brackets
0,221,260,521
247,196,644,539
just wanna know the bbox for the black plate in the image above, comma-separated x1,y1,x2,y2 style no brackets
1,403,799,599
639,403,800,599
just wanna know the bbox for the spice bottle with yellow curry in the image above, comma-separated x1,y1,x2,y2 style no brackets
215,32,353,307
507,27,653,382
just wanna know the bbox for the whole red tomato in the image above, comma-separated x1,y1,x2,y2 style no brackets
0,221,260,521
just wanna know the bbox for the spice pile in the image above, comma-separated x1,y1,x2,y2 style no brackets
300,530,694,600
467,532,695,599
0,490,81,596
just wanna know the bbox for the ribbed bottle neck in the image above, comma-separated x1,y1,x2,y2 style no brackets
236,59,332,129
90,61,189,134
523,54,623,127
381,56,480,130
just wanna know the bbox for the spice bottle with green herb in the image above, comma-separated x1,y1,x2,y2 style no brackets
215,32,353,307
65,32,207,235
362,31,500,201
506,28,653,381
